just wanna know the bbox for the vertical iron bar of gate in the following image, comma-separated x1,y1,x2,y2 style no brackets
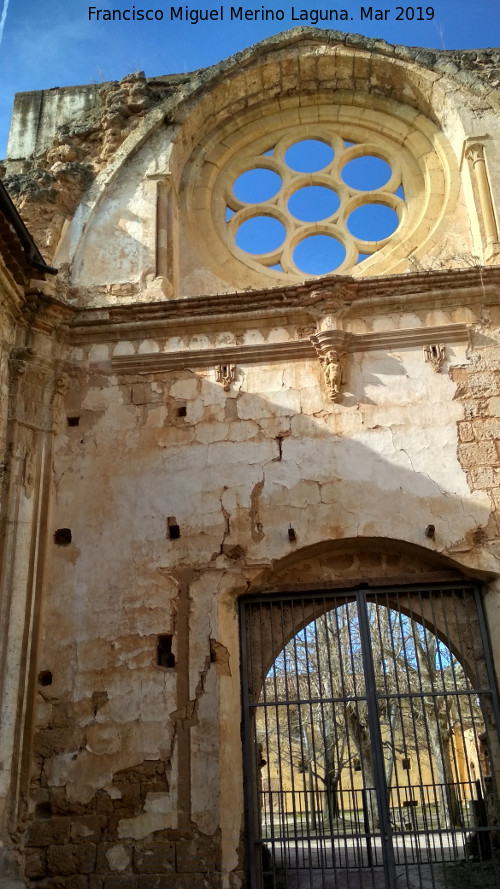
474,586,500,742
356,588,397,889
474,584,500,863
240,600,258,889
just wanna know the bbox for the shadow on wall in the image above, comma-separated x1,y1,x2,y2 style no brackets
50,360,494,606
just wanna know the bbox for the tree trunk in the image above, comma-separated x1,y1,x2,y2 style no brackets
412,624,462,828
321,713,342,828
301,727,317,831
346,704,379,830
384,700,399,788
425,702,462,827
322,747,340,826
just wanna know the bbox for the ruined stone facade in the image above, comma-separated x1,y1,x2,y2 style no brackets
1,27,500,888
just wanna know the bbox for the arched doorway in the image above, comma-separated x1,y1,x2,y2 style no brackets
240,581,500,889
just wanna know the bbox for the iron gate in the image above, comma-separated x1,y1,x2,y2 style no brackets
240,583,500,889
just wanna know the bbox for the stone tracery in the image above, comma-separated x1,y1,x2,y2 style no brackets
225,132,404,276
184,94,457,290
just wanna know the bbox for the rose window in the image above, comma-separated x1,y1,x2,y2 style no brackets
225,133,404,277
184,102,453,287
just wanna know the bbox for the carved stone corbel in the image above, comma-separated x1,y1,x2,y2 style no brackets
310,330,351,402
320,349,347,402
423,343,445,373
52,373,70,403
9,358,27,389
215,364,236,391
51,373,71,430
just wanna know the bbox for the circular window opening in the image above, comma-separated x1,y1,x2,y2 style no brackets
236,216,286,255
288,186,340,222
293,234,346,275
284,140,334,173
347,203,399,241
233,168,282,203
342,156,392,191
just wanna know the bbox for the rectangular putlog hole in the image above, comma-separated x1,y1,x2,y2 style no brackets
54,528,72,545
67,416,80,427
38,670,53,687
167,517,180,540
157,635,176,668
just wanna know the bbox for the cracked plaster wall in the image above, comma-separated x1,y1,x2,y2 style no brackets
25,327,499,887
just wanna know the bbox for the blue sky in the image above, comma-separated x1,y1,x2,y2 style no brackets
0,0,499,157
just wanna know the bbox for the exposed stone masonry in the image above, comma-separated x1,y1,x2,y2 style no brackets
453,318,500,540
25,762,220,888
3,72,166,259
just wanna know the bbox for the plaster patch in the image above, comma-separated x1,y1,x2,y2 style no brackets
117,793,178,839
113,341,135,356
86,724,123,756
103,783,122,799
169,377,199,400
88,344,110,362
105,844,131,872
138,339,160,353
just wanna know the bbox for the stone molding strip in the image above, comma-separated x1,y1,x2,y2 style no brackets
311,323,469,356
110,323,469,374
111,340,315,374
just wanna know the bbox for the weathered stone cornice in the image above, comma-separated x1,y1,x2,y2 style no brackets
0,261,26,324
7,349,66,432
68,267,500,347
20,292,73,338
